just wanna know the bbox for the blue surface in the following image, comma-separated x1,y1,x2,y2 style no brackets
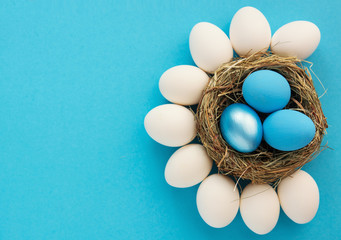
0,1,340,239
220,103,262,153
263,110,316,151
242,70,291,113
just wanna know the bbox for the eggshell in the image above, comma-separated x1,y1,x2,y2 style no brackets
196,174,239,228
189,22,233,73
263,110,316,151
277,170,319,224
164,144,213,188
240,184,280,235
144,104,196,147
159,65,209,105
229,6,271,56
242,70,291,113
271,21,321,59
220,103,262,153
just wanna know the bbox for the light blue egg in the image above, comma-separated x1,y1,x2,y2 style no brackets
263,110,316,151
242,70,291,113
220,103,263,153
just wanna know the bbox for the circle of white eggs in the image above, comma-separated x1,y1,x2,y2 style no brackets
144,6,321,235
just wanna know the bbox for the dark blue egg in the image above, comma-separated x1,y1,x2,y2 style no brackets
242,70,291,113
263,110,316,151
220,103,263,153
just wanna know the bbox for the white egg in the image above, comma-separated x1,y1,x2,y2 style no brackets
229,6,271,57
277,170,319,224
144,104,196,147
271,21,321,59
164,144,213,188
189,22,233,73
240,184,280,235
159,65,209,105
196,174,239,228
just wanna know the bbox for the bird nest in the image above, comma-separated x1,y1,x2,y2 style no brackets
196,52,328,184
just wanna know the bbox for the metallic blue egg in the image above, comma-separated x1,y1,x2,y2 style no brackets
220,103,263,153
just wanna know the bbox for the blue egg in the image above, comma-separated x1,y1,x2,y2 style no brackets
220,103,263,153
242,70,291,113
263,110,316,151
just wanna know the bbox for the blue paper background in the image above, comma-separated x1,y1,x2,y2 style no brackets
0,1,340,239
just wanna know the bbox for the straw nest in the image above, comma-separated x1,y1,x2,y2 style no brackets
196,52,328,184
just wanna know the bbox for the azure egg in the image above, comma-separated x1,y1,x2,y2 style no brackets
144,104,196,147
277,170,319,224
190,22,233,73
240,184,280,235
242,70,291,113
271,21,321,59
263,110,316,151
159,65,209,105
196,174,240,228
220,103,262,153
164,144,213,188
229,6,271,56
